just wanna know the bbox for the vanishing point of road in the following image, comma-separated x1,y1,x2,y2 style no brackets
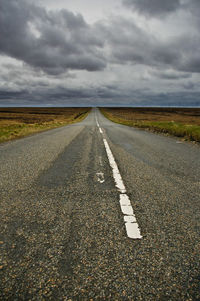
0,109,199,300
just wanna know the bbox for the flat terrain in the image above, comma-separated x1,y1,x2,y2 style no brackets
0,107,90,143
0,108,199,300
101,107,200,142
101,107,200,124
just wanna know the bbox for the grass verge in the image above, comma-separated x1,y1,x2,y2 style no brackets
0,108,91,143
100,108,200,143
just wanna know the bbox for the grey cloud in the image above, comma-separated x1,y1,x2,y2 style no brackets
185,0,200,17
172,36,200,73
123,0,181,17
182,81,196,90
1,81,200,107
180,55,200,74
97,19,157,65
0,89,28,100
0,62,74,84
150,70,192,80
1,0,200,107
1,0,199,77
0,0,106,75
97,17,200,74
144,92,200,107
0,86,119,106
97,19,178,68
119,1,200,74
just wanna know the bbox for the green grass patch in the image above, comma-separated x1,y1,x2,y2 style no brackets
100,109,200,142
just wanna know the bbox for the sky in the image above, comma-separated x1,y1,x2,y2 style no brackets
0,0,200,107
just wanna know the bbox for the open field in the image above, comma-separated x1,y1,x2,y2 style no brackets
0,107,90,143
100,107,200,142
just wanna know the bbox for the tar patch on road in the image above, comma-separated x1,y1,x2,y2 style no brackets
36,129,87,188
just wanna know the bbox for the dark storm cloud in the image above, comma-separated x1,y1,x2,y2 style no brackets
1,83,200,107
0,0,106,75
0,0,200,107
96,17,200,74
0,90,27,100
106,1,200,75
0,85,122,106
172,35,200,73
1,0,200,77
123,0,181,17
97,19,177,67
97,19,156,65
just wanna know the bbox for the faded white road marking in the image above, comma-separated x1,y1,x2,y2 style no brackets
120,205,134,216
125,223,142,239
120,194,131,206
124,215,137,223
95,115,100,128
103,139,126,193
99,156,103,166
96,115,142,239
96,172,105,183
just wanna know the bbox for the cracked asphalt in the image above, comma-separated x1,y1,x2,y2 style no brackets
0,108,199,300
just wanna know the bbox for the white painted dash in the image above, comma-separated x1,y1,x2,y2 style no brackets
99,124,142,239
124,215,137,223
103,139,126,193
95,115,100,127
125,223,142,239
120,205,134,216
120,194,131,206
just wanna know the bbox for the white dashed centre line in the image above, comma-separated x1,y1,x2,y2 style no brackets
124,215,137,223
96,115,142,239
125,223,142,240
120,205,134,216
120,194,131,206
103,139,126,193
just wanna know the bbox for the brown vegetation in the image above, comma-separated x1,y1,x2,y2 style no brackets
0,107,90,143
101,107,200,124
101,107,200,142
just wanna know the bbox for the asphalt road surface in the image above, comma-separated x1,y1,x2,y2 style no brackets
0,108,199,300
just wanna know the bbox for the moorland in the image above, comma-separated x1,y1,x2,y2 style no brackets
101,107,200,142
0,107,90,143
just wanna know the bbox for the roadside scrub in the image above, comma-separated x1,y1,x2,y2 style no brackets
100,108,200,143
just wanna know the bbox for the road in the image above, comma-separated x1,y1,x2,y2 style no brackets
0,108,199,300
